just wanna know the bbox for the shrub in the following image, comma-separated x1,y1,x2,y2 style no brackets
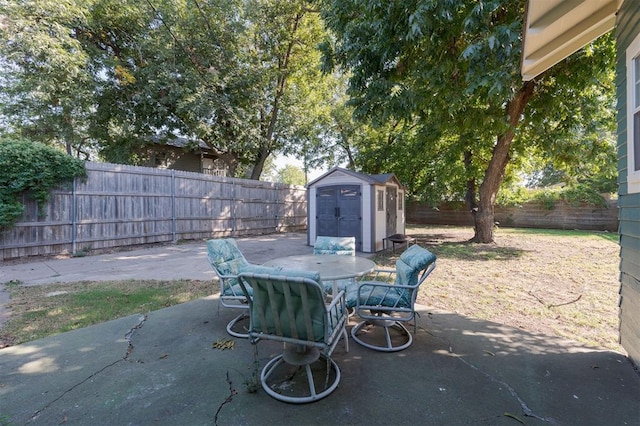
497,185,609,210
561,184,608,207
0,138,86,228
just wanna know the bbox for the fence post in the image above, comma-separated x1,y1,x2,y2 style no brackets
275,183,281,232
72,177,78,255
171,169,177,242
231,180,236,236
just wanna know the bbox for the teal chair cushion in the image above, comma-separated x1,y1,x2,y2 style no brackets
322,278,353,294
394,245,437,286
313,236,355,256
345,284,411,309
347,245,436,308
207,239,252,297
240,267,326,342
207,239,249,277
244,264,322,284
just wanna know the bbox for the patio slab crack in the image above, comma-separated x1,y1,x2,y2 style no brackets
124,314,147,360
214,371,238,425
451,353,558,424
25,315,148,424
423,327,558,424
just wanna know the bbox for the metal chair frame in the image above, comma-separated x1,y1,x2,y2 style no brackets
206,239,254,338
238,271,348,403
351,247,436,352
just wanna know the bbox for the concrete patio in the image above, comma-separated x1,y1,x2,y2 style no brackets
1,233,638,425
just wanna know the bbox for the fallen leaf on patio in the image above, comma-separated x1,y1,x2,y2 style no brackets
212,338,235,350
503,412,525,424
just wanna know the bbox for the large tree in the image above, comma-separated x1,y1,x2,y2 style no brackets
0,0,339,179
320,0,616,242
0,0,96,157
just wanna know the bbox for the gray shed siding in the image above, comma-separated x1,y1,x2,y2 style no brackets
615,0,640,367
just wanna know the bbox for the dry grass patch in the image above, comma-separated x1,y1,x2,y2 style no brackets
373,225,622,352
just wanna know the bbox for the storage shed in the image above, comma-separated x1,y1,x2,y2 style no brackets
307,167,406,253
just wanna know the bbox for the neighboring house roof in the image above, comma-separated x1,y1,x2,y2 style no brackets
307,166,405,189
521,0,621,81
148,135,211,151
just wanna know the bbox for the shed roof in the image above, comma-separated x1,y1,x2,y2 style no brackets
307,167,405,189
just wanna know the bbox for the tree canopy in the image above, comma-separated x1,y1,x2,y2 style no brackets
320,0,616,242
0,0,341,178
0,0,617,243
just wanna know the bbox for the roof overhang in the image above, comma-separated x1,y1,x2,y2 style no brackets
521,0,621,81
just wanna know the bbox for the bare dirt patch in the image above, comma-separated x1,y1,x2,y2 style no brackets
397,225,622,352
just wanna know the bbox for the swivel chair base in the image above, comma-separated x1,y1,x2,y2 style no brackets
351,318,413,352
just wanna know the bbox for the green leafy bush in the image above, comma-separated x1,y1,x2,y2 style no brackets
531,189,560,210
497,185,609,210
0,139,86,228
561,184,608,207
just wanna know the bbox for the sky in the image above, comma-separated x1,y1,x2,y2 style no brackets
274,154,326,182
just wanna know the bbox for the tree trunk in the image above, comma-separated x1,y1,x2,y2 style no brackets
249,12,303,181
472,80,537,243
250,146,270,180
463,149,478,234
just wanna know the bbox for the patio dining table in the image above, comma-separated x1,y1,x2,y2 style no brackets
263,254,376,296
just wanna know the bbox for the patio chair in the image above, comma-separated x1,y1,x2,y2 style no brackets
313,236,356,256
206,238,255,338
313,236,356,295
238,267,349,403
348,244,436,352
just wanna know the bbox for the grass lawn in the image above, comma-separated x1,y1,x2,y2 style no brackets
0,225,623,353
0,279,213,347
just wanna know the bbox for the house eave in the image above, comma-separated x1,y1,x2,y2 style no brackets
521,0,621,81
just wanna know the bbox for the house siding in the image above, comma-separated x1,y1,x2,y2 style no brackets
615,0,640,367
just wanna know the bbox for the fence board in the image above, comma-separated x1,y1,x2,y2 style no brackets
407,200,618,231
0,162,307,260
3,162,617,261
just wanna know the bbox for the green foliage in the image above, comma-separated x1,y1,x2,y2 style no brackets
532,190,560,210
0,138,86,228
320,0,616,241
560,184,608,207
273,164,306,185
496,184,608,210
1,0,339,179
0,0,95,157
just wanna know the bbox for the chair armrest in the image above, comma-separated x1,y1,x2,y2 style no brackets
216,272,238,280
358,281,416,291
355,280,416,311
359,268,396,283
326,289,346,313
325,289,347,342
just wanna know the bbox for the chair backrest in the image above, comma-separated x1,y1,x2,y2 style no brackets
238,269,331,344
394,245,437,287
313,236,356,256
206,238,249,282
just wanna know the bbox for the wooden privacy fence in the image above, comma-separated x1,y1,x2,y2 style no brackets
407,200,619,232
0,162,307,260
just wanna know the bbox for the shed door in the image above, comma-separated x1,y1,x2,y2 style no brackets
386,187,397,236
316,185,362,250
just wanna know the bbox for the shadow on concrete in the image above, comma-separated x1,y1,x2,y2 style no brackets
1,297,638,425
